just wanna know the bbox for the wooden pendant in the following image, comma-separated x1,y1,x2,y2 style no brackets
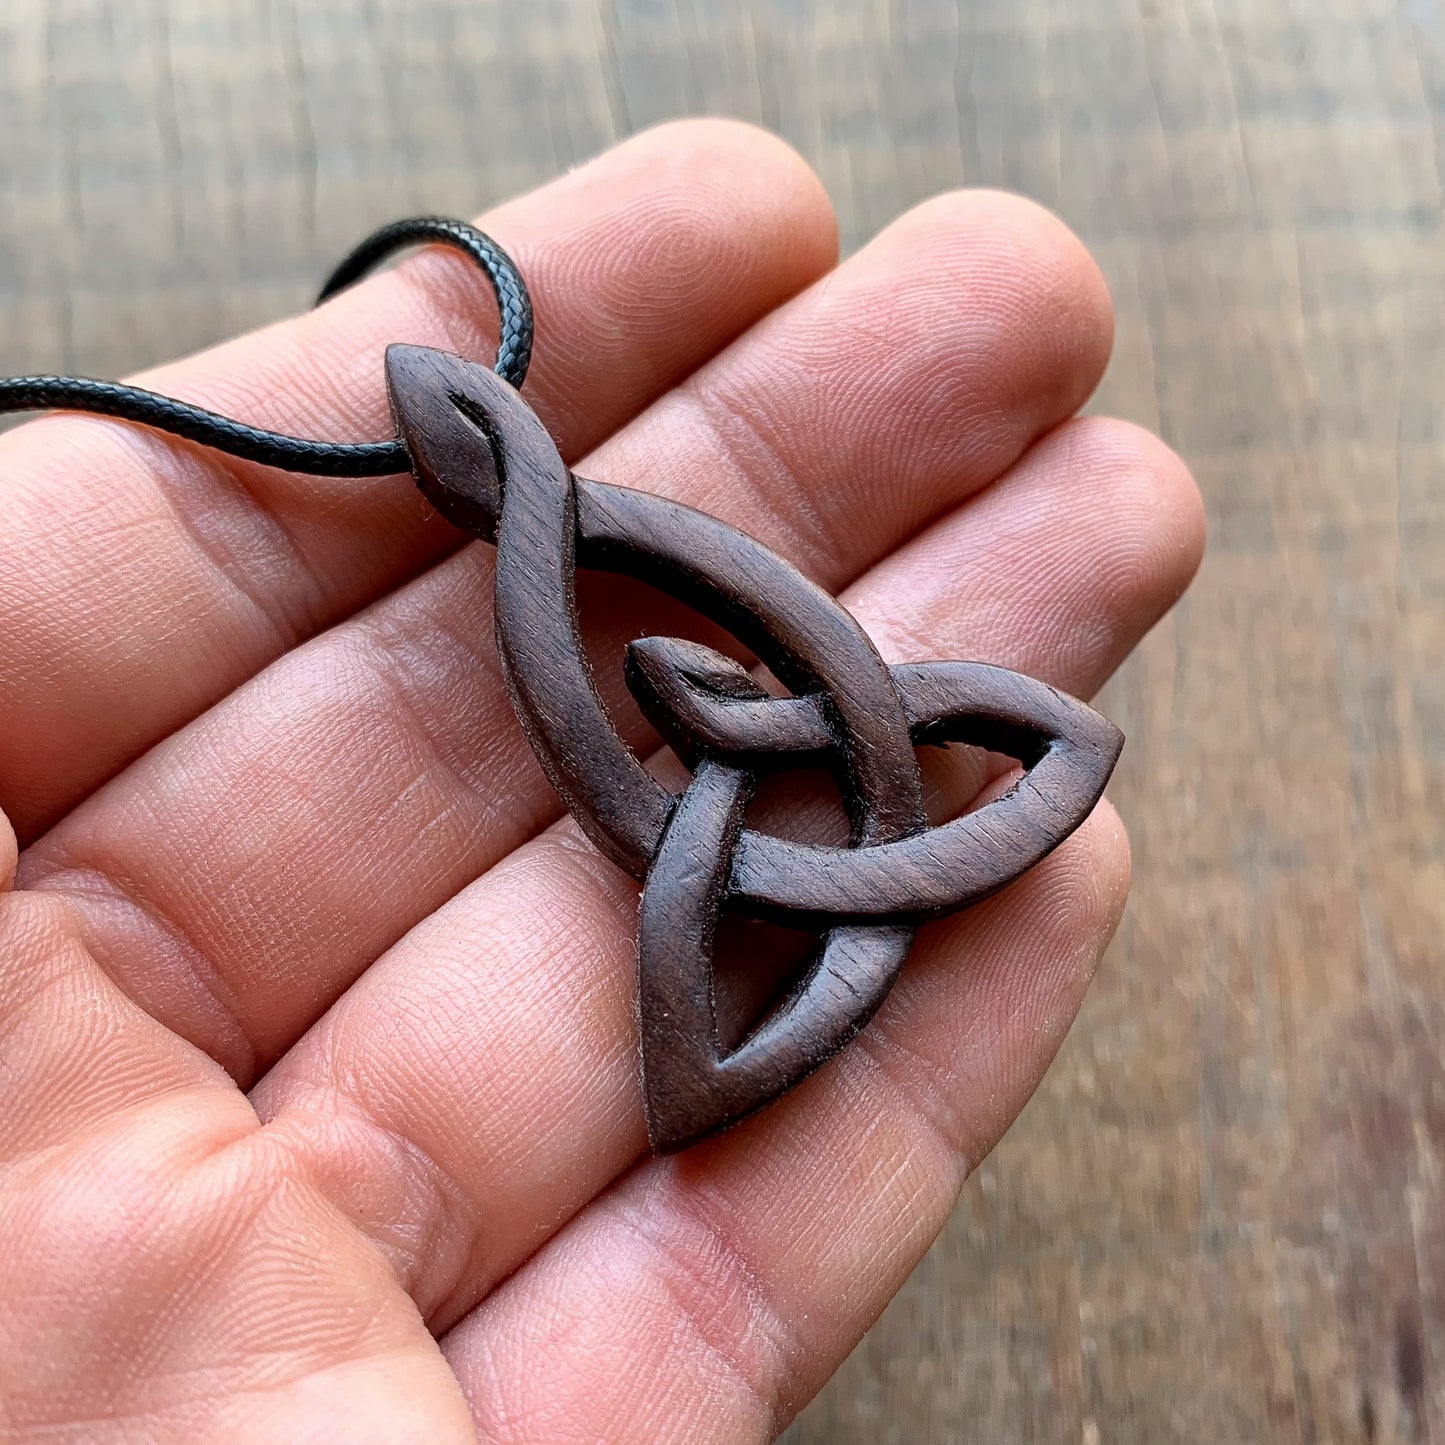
386,344,1123,1154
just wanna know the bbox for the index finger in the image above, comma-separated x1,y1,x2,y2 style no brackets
0,120,836,840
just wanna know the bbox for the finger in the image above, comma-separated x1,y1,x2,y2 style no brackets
252,418,1203,1331
0,796,219,1168
23,191,1116,1079
438,802,1128,1443
0,119,837,840
0,894,227,1167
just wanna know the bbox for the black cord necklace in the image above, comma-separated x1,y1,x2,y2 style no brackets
1,216,1122,1154
0,217,531,476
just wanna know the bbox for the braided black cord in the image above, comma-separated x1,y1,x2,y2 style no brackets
0,217,533,478
0,376,412,476
316,216,532,389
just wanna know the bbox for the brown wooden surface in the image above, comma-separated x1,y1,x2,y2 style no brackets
2,1,1441,1439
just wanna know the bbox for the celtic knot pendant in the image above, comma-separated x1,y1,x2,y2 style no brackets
386,344,1122,1154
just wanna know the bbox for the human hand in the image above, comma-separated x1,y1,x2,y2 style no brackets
0,121,1202,1442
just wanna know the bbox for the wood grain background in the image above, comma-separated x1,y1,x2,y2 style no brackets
3,1,1442,1439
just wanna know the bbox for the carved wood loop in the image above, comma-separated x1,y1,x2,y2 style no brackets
386,344,1124,1154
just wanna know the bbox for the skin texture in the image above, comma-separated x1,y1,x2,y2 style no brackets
0,121,1204,1443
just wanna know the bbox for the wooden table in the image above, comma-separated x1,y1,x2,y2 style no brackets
3,2,1441,1439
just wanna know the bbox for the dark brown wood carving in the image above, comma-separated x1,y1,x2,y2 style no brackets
386,344,1124,1154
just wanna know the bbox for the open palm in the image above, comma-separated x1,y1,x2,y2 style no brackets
0,121,1202,1443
